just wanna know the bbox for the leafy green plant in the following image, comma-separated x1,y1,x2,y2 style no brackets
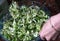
1,2,49,41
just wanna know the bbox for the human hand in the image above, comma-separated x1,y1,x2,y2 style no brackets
39,13,60,41
53,36,60,41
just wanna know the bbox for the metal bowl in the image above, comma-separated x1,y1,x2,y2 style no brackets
0,1,51,41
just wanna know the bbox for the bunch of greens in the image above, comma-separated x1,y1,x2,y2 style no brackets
1,2,49,41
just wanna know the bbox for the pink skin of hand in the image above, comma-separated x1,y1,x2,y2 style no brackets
39,13,60,41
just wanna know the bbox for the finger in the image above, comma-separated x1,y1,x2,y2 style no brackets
58,35,60,38
44,28,57,41
52,33,59,40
